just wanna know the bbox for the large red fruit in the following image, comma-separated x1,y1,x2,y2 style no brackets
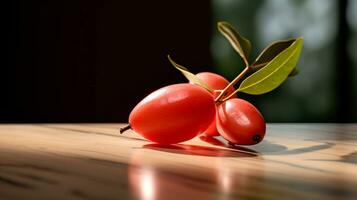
129,83,216,144
194,72,236,137
216,98,266,145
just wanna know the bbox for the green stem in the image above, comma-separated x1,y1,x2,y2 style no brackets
215,66,251,102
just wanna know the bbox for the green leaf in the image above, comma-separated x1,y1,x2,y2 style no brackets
251,38,299,77
289,68,299,76
237,38,303,95
217,21,251,67
251,39,295,68
167,55,213,92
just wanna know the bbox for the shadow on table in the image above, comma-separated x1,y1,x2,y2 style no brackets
339,151,357,164
307,151,357,165
199,136,287,155
143,143,259,157
199,136,259,153
254,141,334,156
200,136,335,156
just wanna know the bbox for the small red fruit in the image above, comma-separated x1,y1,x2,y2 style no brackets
195,72,236,99
202,117,219,137
216,98,266,145
128,83,216,144
194,72,236,137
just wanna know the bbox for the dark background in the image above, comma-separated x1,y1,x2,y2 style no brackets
2,0,357,123
3,0,212,122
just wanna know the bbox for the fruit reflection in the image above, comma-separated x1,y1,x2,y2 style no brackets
128,147,211,200
131,166,155,200
213,158,266,199
128,144,264,199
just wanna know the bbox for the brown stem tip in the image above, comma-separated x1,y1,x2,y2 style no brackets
120,124,131,134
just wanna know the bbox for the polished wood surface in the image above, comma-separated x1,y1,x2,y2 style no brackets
0,124,356,200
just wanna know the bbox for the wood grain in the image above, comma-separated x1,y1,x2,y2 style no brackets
0,124,356,200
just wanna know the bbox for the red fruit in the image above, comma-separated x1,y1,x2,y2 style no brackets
128,83,216,144
196,72,236,99
216,98,266,145
194,72,237,137
202,117,219,137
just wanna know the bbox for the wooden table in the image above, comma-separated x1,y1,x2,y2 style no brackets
0,124,356,200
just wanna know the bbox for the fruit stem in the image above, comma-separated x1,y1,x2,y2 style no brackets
120,124,131,134
215,66,251,102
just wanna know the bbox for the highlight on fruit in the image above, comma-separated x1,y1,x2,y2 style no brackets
120,21,303,146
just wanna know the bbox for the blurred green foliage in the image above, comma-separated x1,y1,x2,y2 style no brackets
348,0,357,121
211,0,356,122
